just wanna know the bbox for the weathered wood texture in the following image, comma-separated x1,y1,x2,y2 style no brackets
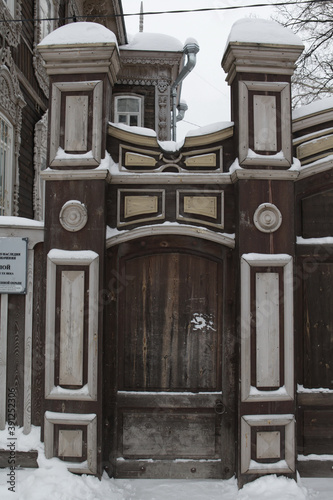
104,236,235,479
6,295,25,427
31,243,45,426
118,251,222,391
0,450,38,468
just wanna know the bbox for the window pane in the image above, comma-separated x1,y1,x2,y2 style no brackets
3,0,15,17
130,115,138,126
117,98,140,113
118,115,127,124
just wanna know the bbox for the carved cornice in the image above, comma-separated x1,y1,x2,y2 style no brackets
0,0,22,47
120,55,181,67
117,77,171,88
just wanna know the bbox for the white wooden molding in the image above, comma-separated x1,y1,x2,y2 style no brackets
49,81,103,168
45,249,99,401
238,81,291,167
44,411,97,474
240,253,294,402
241,414,295,474
106,224,235,249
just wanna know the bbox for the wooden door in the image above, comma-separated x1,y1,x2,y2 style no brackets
105,236,235,479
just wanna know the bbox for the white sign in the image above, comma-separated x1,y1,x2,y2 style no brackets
0,237,28,294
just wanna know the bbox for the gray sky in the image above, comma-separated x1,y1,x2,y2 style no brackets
122,0,275,139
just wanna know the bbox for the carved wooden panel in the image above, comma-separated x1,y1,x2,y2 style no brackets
241,415,295,474
238,81,291,167
122,410,217,458
255,272,280,388
59,270,85,386
117,189,165,227
45,249,99,400
65,96,89,152
44,411,97,474
177,190,224,229
241,254,293,401
49,81,103,167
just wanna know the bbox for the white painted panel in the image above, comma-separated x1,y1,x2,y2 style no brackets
59,270,85,386
65,95,88,151
58,429,83,458
253,95,277,151
256,272,280,387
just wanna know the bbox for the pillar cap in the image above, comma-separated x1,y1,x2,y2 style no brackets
37,22,120,83
222,18,304,84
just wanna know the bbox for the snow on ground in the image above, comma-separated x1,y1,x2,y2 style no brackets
0,426,333,499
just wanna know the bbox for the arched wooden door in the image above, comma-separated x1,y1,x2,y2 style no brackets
104,235,236,479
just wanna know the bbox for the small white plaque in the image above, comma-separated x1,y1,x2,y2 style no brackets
0,237,27,294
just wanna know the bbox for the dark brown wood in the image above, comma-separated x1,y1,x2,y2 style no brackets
297,460,333,478
0,450,38,469
105,235,235,479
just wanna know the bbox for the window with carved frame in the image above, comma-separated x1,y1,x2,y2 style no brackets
0,113,13,215
2,0,15,18
114,95,143,127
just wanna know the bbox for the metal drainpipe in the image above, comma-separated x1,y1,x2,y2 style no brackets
171,39,199,141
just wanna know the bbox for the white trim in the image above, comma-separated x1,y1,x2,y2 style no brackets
114,94,143,127
241,414,295,474
45,249,99,401
106,223,235,249
241,253,294,402
44,411,97,474
238,81,291,167
49,81,103,168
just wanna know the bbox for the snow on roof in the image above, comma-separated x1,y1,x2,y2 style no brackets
38,22,118,47
110,121,157,137
226,18,304,47
121,32,183,52
185,121,233,137
293,96,333,120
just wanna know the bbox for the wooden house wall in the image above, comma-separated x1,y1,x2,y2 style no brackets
10,1,48,218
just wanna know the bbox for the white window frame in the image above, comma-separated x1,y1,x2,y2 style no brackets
114,95,143,127
0,113,14,216
2,0,15,18
39,0,55,41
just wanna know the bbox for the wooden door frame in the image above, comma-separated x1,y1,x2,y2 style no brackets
103,234,237,479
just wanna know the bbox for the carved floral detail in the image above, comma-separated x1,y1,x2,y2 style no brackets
34,110,48,221
0,0,22,47
33,0,61,98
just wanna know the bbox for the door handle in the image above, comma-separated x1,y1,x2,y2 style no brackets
214,399,226,415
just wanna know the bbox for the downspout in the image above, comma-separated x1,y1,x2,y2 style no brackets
171,38,199,141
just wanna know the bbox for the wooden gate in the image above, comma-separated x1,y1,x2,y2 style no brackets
104,235,236,479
